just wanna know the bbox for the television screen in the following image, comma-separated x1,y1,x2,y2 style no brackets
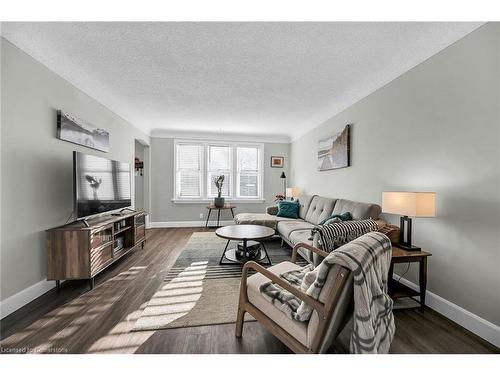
74,152,131,219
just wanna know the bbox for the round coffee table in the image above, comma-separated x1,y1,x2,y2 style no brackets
215,225,274,265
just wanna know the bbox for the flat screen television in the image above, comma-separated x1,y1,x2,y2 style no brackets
73,151,131,219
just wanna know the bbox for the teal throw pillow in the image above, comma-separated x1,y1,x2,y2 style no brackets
277,200,300,219
318,212,352,225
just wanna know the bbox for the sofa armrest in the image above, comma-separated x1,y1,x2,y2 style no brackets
266,205,278,215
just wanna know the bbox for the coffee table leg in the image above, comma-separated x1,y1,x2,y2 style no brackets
219,239,231,265
260,241,272,266
230,208,235,218
217,209,221,227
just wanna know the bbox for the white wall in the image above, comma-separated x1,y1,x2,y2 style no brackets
291,23,500,330
0,38,150,316
150,137,290,224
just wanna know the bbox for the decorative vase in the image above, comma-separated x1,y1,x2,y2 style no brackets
214,197,225,208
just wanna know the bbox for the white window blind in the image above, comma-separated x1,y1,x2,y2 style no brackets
236,146,260,198
174,140,263,201
207,145,231,198
176,143,203,198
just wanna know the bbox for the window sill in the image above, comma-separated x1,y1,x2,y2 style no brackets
171,198,266,204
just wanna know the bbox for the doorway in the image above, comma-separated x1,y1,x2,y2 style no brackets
134,139,149,213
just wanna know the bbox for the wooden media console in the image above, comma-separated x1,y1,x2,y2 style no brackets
46,210,146,290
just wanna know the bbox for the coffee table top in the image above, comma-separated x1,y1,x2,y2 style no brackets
215,224,275,241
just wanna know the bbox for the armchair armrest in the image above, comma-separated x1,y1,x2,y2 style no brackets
266,205,278,215
291,242,329,263
241,261,327,319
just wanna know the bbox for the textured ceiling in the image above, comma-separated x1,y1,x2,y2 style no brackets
1,22,483,141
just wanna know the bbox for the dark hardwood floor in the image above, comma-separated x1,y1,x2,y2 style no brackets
1,228,498,354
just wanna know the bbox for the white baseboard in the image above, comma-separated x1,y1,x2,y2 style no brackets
395,275,500,348
150,220,235,228
0,279,55,319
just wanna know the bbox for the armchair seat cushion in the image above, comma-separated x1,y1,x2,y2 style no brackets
246,261,309,347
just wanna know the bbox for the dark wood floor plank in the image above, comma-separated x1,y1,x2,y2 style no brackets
1,227,498,354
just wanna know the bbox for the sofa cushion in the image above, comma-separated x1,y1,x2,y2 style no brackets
234,213,298,230
266,205,279,215
297,194,315,219
289,229,314,246
332,199,381,220
247,261,309,347
288,230,315,263
305,196,337,225
318,211,352,225
277,221,315,239
277,200,300,219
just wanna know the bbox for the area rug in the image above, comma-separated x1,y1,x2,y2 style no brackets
133,231,305,331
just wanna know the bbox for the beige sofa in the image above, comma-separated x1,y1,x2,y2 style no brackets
234,194,382,263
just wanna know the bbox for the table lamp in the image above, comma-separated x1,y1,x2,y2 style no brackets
382,192,436,251
286,187,301,201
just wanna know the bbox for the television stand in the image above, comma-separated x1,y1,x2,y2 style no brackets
46,210,147,291
120,207,136,213
78,218,90,227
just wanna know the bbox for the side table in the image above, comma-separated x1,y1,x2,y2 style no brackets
389,245,432,312
205,204,236,228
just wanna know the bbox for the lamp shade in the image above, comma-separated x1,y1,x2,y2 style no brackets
382,192,436,217
286,187,301,198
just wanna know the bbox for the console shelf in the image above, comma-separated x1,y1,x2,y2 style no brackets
46,210,147,290
114,225,132,235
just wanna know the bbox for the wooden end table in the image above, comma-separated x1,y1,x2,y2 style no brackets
389,245,432,312
205,204,236,228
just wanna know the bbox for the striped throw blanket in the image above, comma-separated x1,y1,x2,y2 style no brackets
259,264,316,322
260,232,395,354
312,219,378,252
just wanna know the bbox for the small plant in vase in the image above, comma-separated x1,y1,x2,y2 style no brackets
214,175,225,207
274,194,285,203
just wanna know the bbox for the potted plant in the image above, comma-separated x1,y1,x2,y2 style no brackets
274,194,285,202
214,175,225,207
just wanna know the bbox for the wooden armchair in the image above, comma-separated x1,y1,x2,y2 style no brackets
235,242,353,353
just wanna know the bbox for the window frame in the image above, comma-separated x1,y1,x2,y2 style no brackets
206,142,233,199
174,141,204,199
173,139,264,203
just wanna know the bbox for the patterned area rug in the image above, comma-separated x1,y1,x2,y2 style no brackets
133,231,305,331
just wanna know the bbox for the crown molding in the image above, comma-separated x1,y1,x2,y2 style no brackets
150,129,291,144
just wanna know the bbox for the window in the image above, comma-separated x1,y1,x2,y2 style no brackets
207,144,232,198
174,140,263,201
176,143,203,198
237,147,259,198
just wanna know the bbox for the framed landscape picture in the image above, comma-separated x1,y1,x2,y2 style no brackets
270,156,284,168
317,124,351,171
57,110,110,152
